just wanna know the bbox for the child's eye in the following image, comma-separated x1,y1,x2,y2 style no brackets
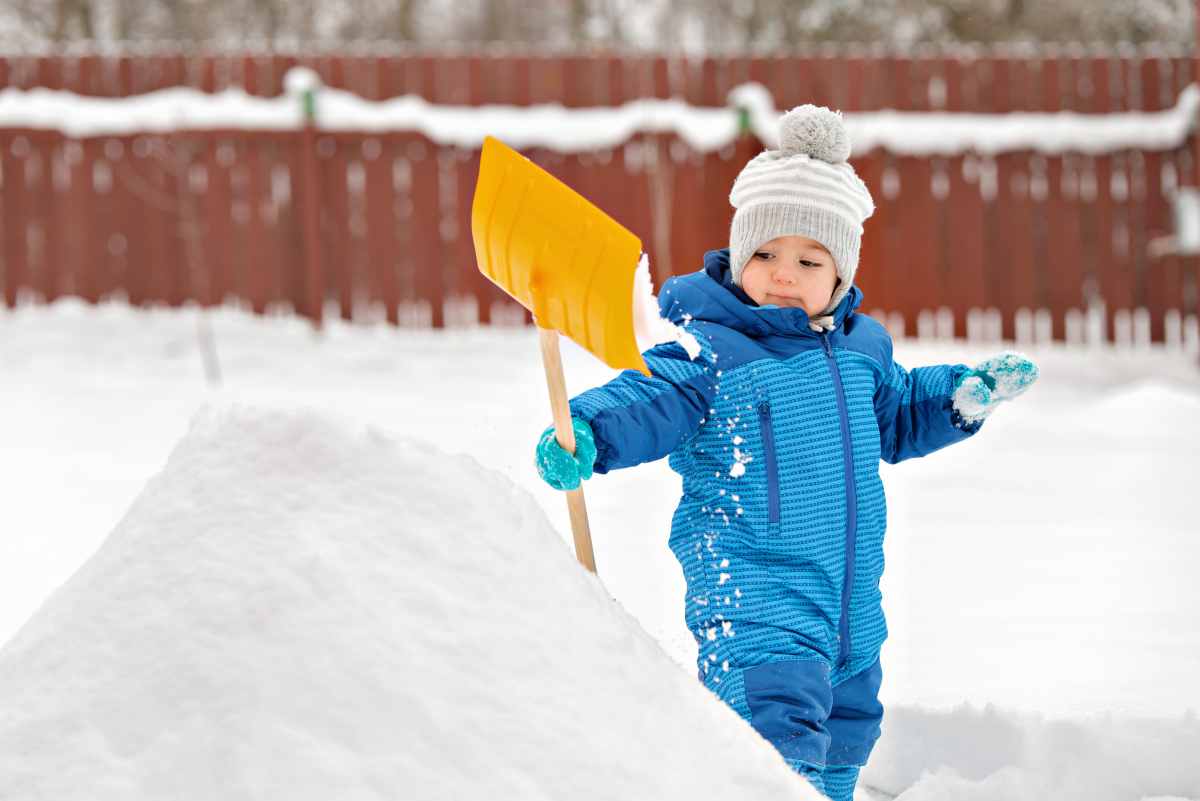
753,251,772,260
800,260,820,268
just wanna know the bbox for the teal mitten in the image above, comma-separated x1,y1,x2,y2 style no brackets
534,417,598,491
952,351,1040,425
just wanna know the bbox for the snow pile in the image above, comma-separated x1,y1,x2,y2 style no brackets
0,85,303,134
0,78,736,150
0,67,1195,155
1072,379,1200,442
0,405,816,801
846,83,1200,155
731,81,1200,156
864,704,1200,800
318,90,737,152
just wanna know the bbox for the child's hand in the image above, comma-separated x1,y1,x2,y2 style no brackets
534,418,598,491
952,351,1039,424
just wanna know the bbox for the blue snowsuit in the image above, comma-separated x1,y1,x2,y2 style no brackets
566,249,984,799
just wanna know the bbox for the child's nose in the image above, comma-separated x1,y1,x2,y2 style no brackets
772,265,797,285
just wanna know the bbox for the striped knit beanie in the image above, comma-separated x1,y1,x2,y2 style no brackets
729,104,875,329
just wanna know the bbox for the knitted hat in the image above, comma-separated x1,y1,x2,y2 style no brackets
728,104,875,327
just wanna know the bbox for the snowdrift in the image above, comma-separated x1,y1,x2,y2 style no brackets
0,406,817,800
865,704,1200,801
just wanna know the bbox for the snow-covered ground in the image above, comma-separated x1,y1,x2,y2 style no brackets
2,298,1199,800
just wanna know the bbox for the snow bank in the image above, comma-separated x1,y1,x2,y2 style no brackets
732,81,1200,156
0,85,302,135
1,68,1195,155
0,405,816,800
863,704,1200,801
1071,379,1200,442
842,84,1200,156
0,80,737,150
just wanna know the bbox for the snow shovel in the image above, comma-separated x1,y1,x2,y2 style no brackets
471,135,649,575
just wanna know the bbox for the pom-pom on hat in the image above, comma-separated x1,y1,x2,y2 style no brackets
779,104,852,163
728,104,875,330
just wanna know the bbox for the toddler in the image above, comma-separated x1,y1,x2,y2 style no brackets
534,105,1038,800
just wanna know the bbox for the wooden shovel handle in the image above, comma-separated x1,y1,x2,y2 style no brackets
537,326,597,574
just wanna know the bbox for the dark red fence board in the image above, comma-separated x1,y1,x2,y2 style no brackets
364,137,397,323
2,134,25,304
203,139,232,306
405,136,443,327
944,154,988,337
317,136,352,320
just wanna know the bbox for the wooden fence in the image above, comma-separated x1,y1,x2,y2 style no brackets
1,49,1197,346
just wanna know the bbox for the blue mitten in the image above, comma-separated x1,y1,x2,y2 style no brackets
952,351,1040,425
534,417,598,491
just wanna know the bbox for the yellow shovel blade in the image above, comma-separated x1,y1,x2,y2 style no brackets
471,136,649,376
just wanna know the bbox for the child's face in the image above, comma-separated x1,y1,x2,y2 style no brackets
740,235,838,315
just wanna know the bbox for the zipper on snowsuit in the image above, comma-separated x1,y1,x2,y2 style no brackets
821,331,857,669
756,401,781,524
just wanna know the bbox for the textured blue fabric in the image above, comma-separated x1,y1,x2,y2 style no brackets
821,765,861,801
561,248,979,771
787,760,827,796
874,351,983,463
534,418,597,491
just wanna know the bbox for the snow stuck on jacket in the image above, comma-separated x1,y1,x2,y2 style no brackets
0,406,816,801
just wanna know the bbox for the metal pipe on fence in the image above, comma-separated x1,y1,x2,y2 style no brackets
287,67,325,327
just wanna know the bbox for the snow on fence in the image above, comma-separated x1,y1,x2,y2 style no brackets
0,50,1197,348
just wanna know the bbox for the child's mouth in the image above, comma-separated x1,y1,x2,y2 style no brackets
767,294,807,308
